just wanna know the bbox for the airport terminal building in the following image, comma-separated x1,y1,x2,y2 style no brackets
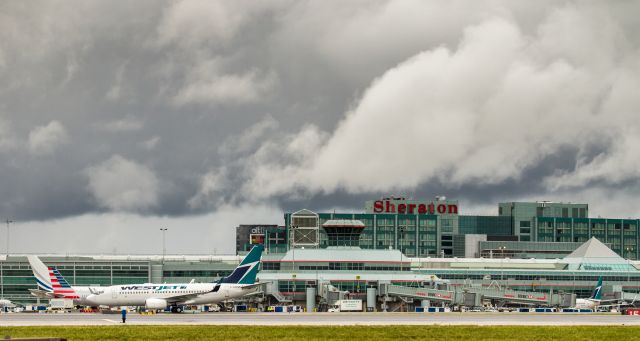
238,197,638,260
2,197,640,311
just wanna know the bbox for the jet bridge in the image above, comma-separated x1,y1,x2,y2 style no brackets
467,286,574,307
379,284,575,308
379,284,458,304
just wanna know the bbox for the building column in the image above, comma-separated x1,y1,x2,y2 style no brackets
570,218,574,242
373,215,377,250
415,215,419,257
394,215,398,250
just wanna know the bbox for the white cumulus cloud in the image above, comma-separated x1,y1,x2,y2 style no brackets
173,68,276,106
28,120,69,155
85,155,159,212
206,5,640,202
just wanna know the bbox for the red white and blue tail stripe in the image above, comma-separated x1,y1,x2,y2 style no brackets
49,267,79,299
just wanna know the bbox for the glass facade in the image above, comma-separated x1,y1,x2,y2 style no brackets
459,216,512,236
418,216,437,257
264,199,640,262
276,201,638,260
285,212,443,256
499,202,588,241
0,258,151,305
536,217,640,260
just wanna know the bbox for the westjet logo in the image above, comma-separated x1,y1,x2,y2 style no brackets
120,285,188,291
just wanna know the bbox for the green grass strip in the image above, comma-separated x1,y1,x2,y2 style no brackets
2,325,640,341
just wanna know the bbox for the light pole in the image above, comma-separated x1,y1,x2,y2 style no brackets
289,224,298,299
160,228,167,263
626,247,634,286
290,225,297,272
499,246,506,288
5,219,13,256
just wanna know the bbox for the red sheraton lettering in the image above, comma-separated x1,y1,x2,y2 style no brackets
373,200,458,215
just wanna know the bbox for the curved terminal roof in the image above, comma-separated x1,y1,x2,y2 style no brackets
322,220,365,229
266,247,410,263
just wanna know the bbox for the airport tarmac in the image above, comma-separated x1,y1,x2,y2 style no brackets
1,312,640,326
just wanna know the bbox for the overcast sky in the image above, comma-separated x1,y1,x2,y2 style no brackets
1,1,640,255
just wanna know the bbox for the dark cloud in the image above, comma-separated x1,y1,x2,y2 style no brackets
1,1,639,253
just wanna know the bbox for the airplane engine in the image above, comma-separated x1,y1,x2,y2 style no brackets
145,298,168,310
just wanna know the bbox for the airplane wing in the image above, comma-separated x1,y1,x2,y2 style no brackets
598,301,634,308
29,289,57,298
240,283,265,291
598,298,623,303
158,281,266,304
162,292,205,304
161,283,264,304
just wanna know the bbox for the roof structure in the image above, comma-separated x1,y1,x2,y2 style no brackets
562,237,636,271
322,220,365,228
291,209,317,216
266,247,410,263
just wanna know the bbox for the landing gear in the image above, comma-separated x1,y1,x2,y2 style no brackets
170,306,183,313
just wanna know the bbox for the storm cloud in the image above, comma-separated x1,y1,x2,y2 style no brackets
1,1,639,254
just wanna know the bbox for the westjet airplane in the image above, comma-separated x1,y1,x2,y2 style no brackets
27,255,103,306
573,277,634,310
574,277,603,310
84,244,264,312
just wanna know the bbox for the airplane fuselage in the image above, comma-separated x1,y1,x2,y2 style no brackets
0,299,14,308
85,282,256,307
71,286,103,306
574,298,597,310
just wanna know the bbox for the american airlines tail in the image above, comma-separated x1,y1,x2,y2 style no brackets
50,268,80,299
27,255,54,294
27,255,79,299
220,244,264,285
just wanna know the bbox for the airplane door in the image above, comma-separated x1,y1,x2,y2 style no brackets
112,289,118,299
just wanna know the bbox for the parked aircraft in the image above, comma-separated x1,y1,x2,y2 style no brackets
0,298,15,308
573,277,634,310
574,277,603,310
84,244,264,312
28,255,103,306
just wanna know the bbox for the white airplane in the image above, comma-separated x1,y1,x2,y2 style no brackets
27,255,103,306
84,244,264,313
573,277,632,310
0,298,15,309
574,277,603,310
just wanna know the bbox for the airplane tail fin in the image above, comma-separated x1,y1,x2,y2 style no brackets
49,267,79,299
220,244,264,285
591,277,603,300
27,256,53,293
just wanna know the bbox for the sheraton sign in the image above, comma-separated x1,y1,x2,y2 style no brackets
368,198,459,215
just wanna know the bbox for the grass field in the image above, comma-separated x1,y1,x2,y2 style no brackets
1,326,640,340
